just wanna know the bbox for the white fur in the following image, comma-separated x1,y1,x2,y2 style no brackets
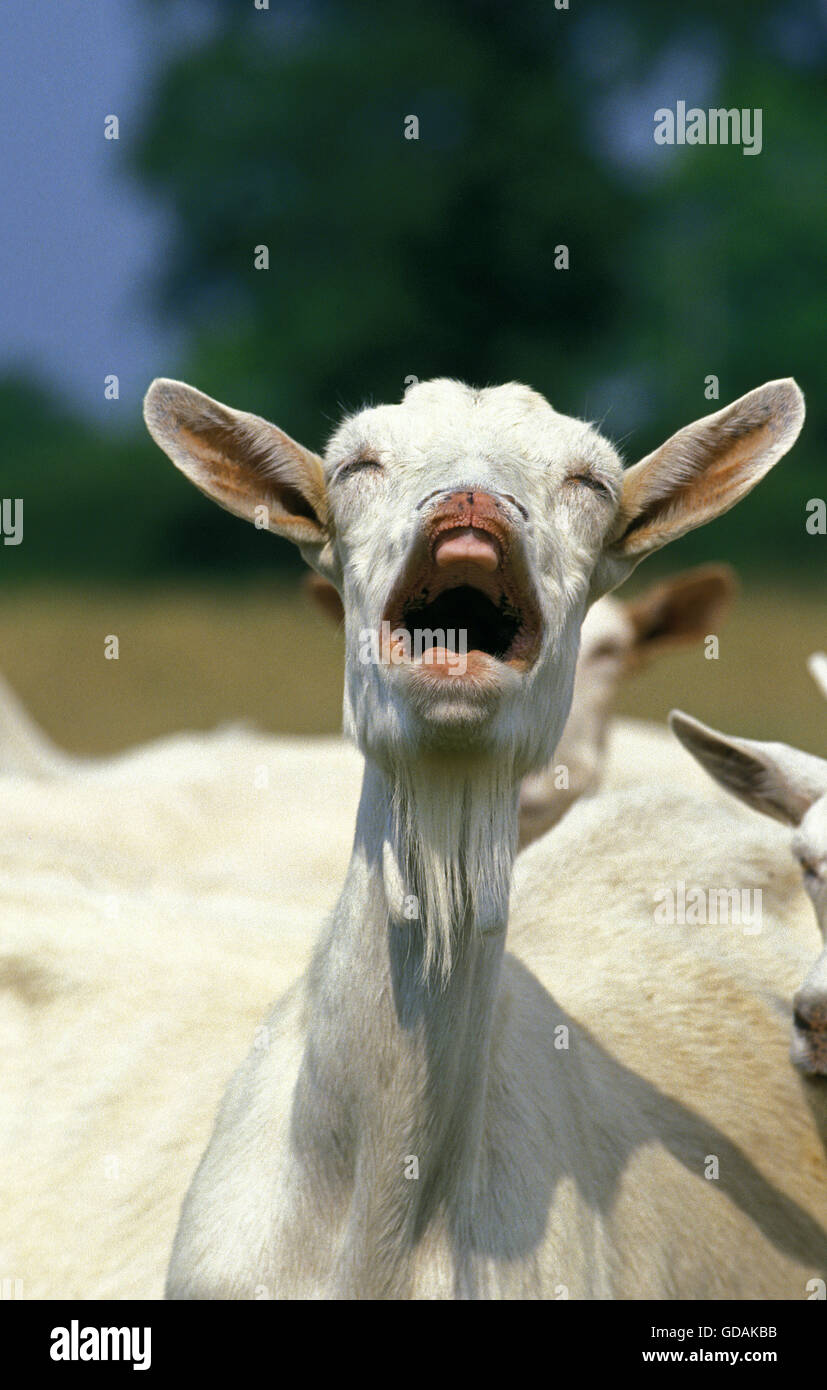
1,376,813,1301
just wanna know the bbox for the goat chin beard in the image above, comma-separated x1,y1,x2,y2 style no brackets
382,752,521,984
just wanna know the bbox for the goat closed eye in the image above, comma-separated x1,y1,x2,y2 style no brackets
567,472,612,500
333,457,384,483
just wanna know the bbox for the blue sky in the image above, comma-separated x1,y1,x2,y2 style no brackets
0,2,218,423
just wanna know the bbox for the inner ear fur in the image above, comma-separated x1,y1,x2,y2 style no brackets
143,378,329,548
669,711,826,827
612,379,804,561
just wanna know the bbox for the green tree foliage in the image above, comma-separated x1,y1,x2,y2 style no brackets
4,0,826,580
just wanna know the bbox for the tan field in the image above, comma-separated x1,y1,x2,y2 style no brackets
0,578,823,759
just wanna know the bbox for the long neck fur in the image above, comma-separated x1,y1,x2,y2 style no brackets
290,754,521,1297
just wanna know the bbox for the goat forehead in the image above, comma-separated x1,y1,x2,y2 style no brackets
324,379,621,483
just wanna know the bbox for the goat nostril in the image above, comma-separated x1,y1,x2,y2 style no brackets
794,1009,812,1032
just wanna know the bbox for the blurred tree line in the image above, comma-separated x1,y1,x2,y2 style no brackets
3,0,825,584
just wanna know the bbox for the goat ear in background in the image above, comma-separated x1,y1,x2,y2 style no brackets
143,379,333,571
595,380,804,594
668,711,827,827
624,564,737,665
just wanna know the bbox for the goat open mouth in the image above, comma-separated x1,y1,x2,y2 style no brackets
399,586,522,662
381,526,543,677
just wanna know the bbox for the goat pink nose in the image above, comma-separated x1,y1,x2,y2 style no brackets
433,527,500,571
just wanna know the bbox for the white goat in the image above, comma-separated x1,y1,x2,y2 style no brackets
136,372,827,1301
670,657,827,1075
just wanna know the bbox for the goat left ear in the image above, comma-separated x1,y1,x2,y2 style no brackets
668,711,827,827
144,379,331,565
598,380,804,590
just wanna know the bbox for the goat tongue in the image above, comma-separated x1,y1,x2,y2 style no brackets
433,526,500,572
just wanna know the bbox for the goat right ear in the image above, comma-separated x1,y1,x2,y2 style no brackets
143,379,330,560
668,711,827,827
596,381,804,596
